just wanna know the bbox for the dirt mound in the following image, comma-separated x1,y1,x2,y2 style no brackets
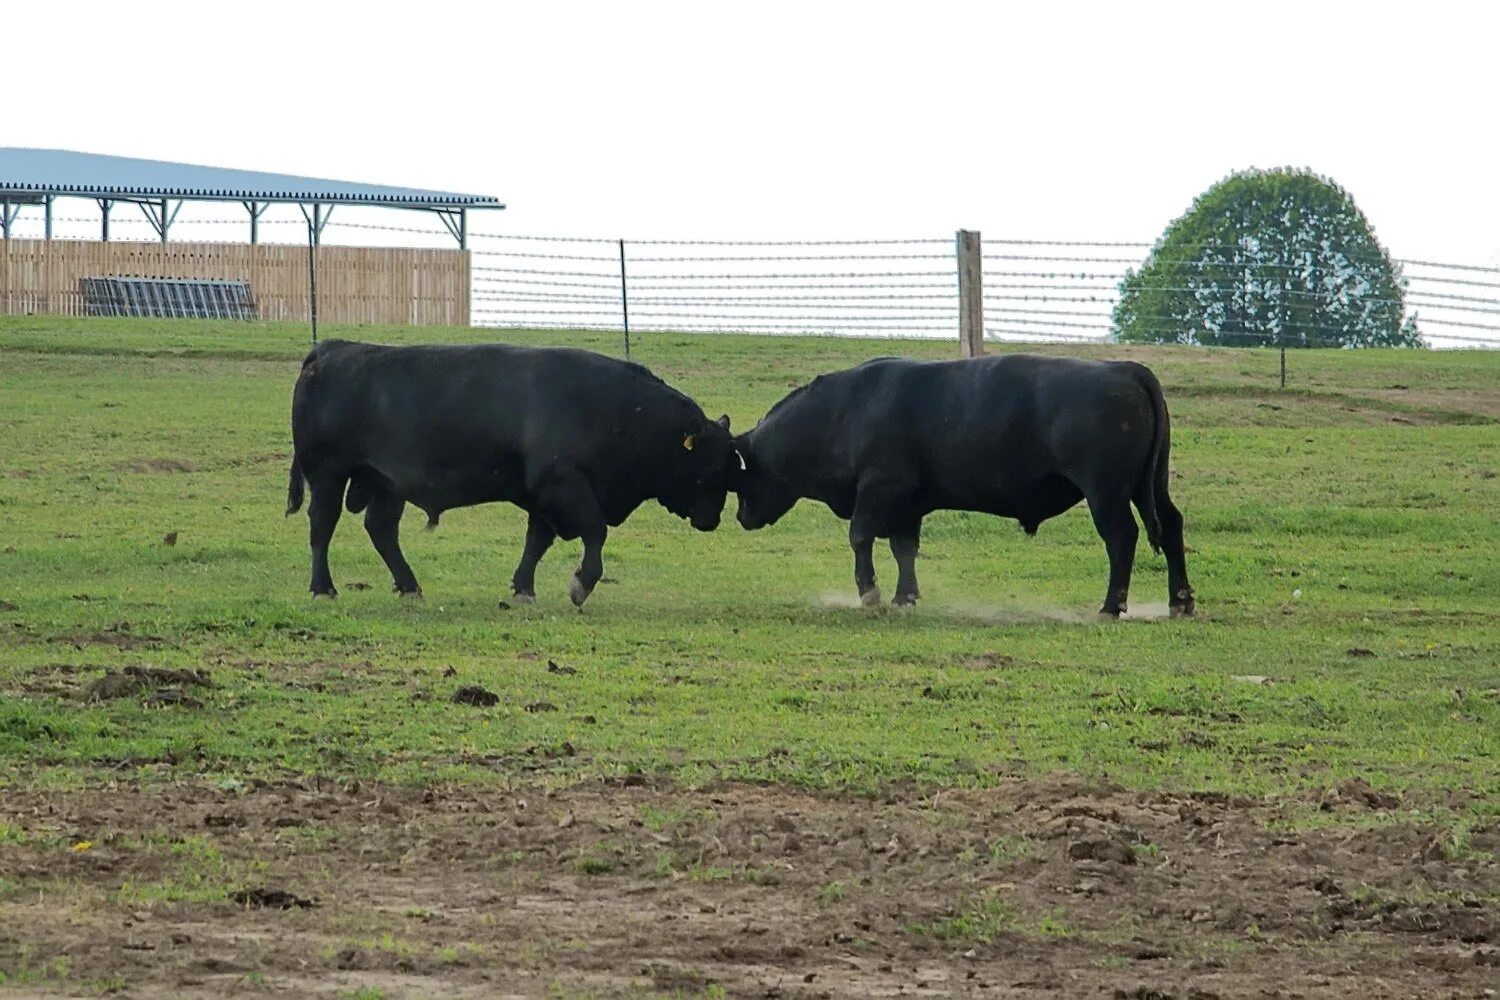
82,665,212,704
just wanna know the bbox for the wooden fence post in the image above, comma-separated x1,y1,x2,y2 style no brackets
957,229,983,357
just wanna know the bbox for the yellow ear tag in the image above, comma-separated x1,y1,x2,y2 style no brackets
682,434,695,451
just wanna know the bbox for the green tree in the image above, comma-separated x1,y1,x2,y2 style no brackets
1114,168,1422,348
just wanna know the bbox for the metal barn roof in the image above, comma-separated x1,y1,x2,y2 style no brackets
0,147,503,210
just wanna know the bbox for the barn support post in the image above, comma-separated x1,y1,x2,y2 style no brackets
98,199,114,242
434,208,469,249
957,229,984,357
310,204,320,344
160,199,178,243
300,203,323,344
140,199,180,243
619,239,631,360
245,201,268,244
44,196,53,239
1,199,11,239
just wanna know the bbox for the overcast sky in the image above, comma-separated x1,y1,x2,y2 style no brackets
7,1,1497,265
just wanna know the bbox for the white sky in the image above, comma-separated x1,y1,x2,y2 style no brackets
6,0,1498,264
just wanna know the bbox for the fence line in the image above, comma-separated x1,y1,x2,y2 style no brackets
455,230,1499,350
5,207,1496,349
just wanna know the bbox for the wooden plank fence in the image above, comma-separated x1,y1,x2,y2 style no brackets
0,239,469,326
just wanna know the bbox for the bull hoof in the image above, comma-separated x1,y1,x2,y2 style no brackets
311,589,337,600
568,575,591,608
859,586,882,608
892,592,919,607
510,592,536,606
1096,610,1121,623
397,589,423,600
1170,602,1196,619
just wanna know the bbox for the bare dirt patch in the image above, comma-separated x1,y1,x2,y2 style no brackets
1364,387,1500,421
113,458,200,474
81,666,213,706
0,779,1494,998
48,622,166,651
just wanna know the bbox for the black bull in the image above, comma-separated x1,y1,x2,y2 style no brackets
731,354,1196,618
285,339,738,606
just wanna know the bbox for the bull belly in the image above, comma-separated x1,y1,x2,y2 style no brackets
369,464,524,514
926,473,1083,522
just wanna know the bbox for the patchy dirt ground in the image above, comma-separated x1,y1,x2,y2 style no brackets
1,779,1496,999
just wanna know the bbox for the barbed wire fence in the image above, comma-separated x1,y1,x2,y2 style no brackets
10,206,1499,360
467,233,962,349
980,241,1500,351
455,229,1500,363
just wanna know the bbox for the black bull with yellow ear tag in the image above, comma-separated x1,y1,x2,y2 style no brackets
287,339,740,608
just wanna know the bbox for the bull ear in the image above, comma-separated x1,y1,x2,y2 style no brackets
716,414,731,431
682,433,695,451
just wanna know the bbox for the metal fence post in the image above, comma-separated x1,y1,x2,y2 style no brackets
957,229,983,357
1279,264,1289,389
619,238,631,359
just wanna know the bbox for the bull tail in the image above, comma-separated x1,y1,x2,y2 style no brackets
285,453,306,516
1126,362,1169,555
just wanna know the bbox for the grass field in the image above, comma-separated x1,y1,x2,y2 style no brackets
1,316,1497,998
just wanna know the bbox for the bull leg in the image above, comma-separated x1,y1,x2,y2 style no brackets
850,524,880,607
571,522,608,608
890,521,922,606
528,468,609,608
1158,494,1195,617
1087,494,1138,619
363,490,421,596
306,472,347,597
849,475,914,607
509,513,556,604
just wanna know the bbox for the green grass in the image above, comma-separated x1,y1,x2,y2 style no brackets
915,889,1017,942
1,316,1497,809
339,989,389,1000
987,834,1034,865
0,947,71,987
573,853,617,876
